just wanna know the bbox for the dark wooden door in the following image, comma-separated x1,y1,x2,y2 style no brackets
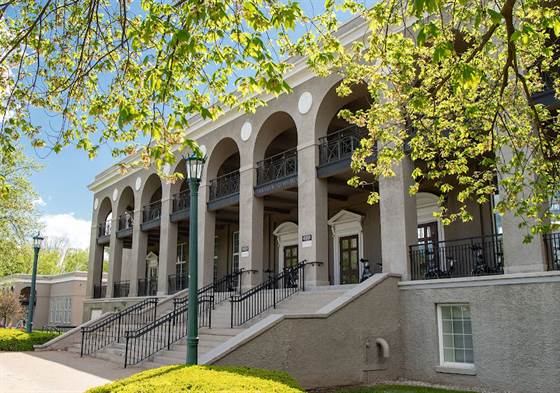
283,245,298,268
339,235,359,284
417,222,439,245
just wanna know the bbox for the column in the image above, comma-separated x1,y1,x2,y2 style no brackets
198,183,216,287
238,166,264,288
379,156,417,280
297,143,329,286
158,185,177,295
129,201,148,296
86,221,103,298
106,216,122,298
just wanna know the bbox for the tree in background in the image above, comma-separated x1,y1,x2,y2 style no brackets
298,0,559,237
0,289,24,327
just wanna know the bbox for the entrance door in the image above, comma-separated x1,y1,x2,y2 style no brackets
283,245,298,268
417,222,439,245
339,235,359,284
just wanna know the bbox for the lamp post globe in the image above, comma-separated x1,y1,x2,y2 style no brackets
184,152,206,365
26,231,44,333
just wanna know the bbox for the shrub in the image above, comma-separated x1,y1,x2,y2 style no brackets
87,365,304,393
0,290,24,326
0,328,59,351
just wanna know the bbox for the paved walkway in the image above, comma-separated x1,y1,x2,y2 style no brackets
0,351,139,393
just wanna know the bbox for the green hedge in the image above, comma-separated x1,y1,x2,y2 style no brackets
87,365,304,393
0,328,59,351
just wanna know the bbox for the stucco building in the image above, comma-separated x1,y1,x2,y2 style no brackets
74,18,560,393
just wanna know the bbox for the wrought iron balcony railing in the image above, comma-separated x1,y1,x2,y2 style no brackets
98,221,111,238
118,212,134,231
113,280,130,298
172,190,190,213
142,201,162,223
138,277,158,297
93,284,107,299
256,148,297,186
409,234,503,280
209,170,240,201
319,125,369,165
543,232,560,271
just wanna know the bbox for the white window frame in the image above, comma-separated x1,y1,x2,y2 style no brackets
328,210,364,285
437,303,475,370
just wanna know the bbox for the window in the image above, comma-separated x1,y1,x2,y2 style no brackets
49,297,72,324
437,304,474,368
176,243,187,276
232,231,239,273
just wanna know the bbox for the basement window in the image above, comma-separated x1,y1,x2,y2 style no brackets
437,304,475,369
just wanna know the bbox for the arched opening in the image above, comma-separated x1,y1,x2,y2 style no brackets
253,112,299,276
112,186,135,297
205,138,241,289
92,197,112,297
139,174,163,296
315,83,381,284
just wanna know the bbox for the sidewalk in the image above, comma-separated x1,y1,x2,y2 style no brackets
0,351,139,393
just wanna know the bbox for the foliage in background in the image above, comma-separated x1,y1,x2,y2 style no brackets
0,328,59,351
0,290,24,326
296,0,559,237
327,384,475,393
0,0,306,196
87,365,304,393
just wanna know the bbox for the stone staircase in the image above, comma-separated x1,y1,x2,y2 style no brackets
66,285,353,369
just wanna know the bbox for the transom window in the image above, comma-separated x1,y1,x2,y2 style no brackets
437,304,474,368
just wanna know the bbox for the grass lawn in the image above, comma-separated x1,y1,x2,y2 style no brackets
328,385,475,393
0,328,60,351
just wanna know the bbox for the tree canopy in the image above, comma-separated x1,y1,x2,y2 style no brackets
1,0,559,235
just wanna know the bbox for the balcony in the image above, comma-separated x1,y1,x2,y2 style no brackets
141,201,162,231
168,273,187,295
138,277,158,297
409,234,504,280
543,232,560,271
113,280,130,298
208,170,240,210
97,221,111,245
93,284,107,299
317,125,371,178
171,190,190,222
255,148,298,197
117,212,133,238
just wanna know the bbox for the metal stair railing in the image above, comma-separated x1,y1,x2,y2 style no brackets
123,270,244,367
230,261,315,328
81,297,158,357
124,294,213,367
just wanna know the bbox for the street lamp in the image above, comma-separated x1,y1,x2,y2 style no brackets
26,232,44,333
184,152,206,365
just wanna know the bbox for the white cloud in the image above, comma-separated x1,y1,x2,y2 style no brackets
40,213,91,250
33,197,47,207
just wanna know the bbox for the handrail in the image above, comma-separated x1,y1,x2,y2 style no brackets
543,232,560,271
97,221,111,237
142,200,162,222
172,189,190,213
124,294,213,367
229,262,307,328
118,212,134,231
256,148,298,186
80,297,158,357
318,125,369,165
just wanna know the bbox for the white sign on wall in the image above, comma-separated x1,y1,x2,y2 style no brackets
302,234,312,248
241,246,250,257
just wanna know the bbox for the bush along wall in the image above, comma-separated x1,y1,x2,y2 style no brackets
0,328,59,351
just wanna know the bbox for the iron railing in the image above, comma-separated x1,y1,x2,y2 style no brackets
123,294,213,367
113,281,130,298
409,234,503,280
142,200,162,223
138,277,158,297
167,273,187,295
93,284,107,299
172,190,190,213
118,212,134,231
543,232,560,271
319,125,369,165
256,148,297,186
98,221,111,238
80,297,158,357
230,262,307,328
171,269,244,308
209,170,240,201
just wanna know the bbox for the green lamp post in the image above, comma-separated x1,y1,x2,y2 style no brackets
185,152,206,365
26,232,44,333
